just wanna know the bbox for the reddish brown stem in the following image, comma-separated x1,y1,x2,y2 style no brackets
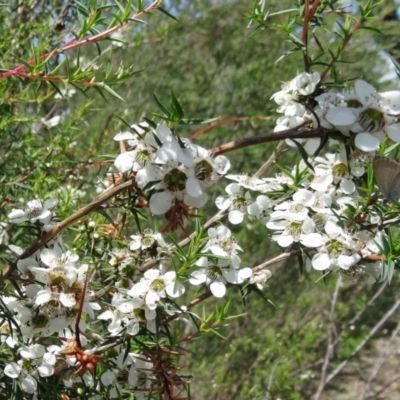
189,117,251,141
0,1,160,79
211,125,327,156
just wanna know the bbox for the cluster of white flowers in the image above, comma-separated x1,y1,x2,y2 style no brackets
4,192,264,396
217,152,384,281
272,72,400,154
215,175,273,224
189,225,265,297
213,73,400,282
271,71,322,154
5,71,400,397
114,123,231,215
8,199,58,229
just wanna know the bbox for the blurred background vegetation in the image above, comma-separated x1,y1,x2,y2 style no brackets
1,0,400,398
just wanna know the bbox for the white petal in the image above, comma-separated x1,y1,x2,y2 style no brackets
60,293,76,308
355,80,377,107
43,353,57,365
310,174,333,191
42,198,58,210
186,177,203,197
213,155,231,174
238,267,253,281
114,131,136,141
166,281,185,298
189,270,207,285
225,183,240,195
108,318,122,334
275,234,294,247
40,248,59,267
38,362,54,377
340,179,356,194
215,196,231,210
312,253,331,270
114,152,135,173
302,218,316,234
97,310,114,321
149,192,172,215
338,254,361,270
210,281,226,298
386,123,400,143
22,375,37,394
354,132,380,152
101,371,115,386
28,344,46,358
326,107,357,126
4,362,21,378
228,209,244,225
300,233,323,248
184,192,209,208
145,291,160,310
8,209,28,223
34,290,52,305
304,138,321,155
126,320,140,336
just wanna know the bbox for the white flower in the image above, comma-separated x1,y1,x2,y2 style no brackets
189,257,252,298
267,214,323,248
249,269,272,290
98,293,140,336
215,183,253,224
4,344,58,394
130,230,166,251
291,72,320,95
225,174,270,192
320,80,400,152
202,225,242,267
8,198,58,224
311,219,362,271
127,269,185,311
41,115,62,128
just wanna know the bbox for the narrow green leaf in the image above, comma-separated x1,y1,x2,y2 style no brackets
291,139,314,172
101,83,125,101
157,7,180,23
153,93,170,116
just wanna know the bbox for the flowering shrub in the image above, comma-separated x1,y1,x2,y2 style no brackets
1,0,399,398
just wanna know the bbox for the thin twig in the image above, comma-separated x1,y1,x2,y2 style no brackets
0,0,161,79
364,373,400,400
324,298,400,386
211,126,327,156
14,179,137,263
254,140,285,178
348,282,388,326
362,320,400,399
314,275,342,400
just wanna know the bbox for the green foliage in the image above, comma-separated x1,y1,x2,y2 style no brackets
1,0,400,399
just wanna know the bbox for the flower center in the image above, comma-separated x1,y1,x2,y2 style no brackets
289,203,305,214
207,264,222,281
116,369,129,384
332,162,348,178
232,193,248,211
326,239,343,256
32,313,49,329
163,168,187,192
150,278,166,293
358,108,385,133
286,221,301,239
142,234,156,249
25,200,43,219
195,160,213,182
136,148,153,166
